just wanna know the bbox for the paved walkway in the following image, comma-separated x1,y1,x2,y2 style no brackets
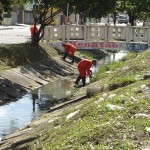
0,26,13,30
0,24,31,44
0,24,30,29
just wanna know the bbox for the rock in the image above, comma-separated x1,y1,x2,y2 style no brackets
141,84,149,93
107,104,124,110
146,127,150,133
86,87,102,97
131,113,150,118
108,94,116,99
143,71,150,79
95,97,104,103
66,110,80,120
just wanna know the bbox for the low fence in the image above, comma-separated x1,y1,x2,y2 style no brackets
43,24,150,45
43,24,150,51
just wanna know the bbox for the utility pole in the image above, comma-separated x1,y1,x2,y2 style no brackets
66,3,69,23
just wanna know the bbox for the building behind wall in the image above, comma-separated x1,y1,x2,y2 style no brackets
2,3,65,26
2,4,34,25
2,3,88,26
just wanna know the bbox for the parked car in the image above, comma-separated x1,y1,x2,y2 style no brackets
118,15,128,24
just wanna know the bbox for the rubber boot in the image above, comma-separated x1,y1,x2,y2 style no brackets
75,76,81,85
63,52,67,60
82,77,86,86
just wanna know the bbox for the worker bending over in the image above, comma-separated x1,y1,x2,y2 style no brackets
75,59,97,86
62,43,76,63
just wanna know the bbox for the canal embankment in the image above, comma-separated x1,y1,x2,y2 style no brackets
1,42,150,149
0,46,150,150
0,41,108,141
0,42,79,106
0,42,108,106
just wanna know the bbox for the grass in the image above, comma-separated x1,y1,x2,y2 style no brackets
0,42,58,72
30,86,149,149
77,50,95,60
92,50,150,89
77,49,106,60
1,44,150,149
23,48,150,150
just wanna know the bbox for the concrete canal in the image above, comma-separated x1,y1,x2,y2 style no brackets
0,79,73,140
0,51,127,141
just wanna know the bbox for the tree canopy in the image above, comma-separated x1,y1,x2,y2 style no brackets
115,0,150,25
56,0,116,24
30,0,63,45
1,0,149,45
29,0,150,45
0,0,30,20
0,0,30,11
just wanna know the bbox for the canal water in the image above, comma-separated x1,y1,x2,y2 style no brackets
91,51,127,74
0,51,127,141
0,79,73,141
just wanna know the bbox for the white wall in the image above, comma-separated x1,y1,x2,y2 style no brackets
42,24,150,49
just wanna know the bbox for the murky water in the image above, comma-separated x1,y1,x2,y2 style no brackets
90,51,127,74
0,79,72,140
99,51,127,65
0,51,126,141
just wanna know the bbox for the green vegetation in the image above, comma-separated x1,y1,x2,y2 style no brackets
0,44,150,149
76,50,95,60
77,49,106,60
21,48,150,150
92,50,150,89
0,0,30,20
115,0,150,25
57,0,116,23
0,42,58,72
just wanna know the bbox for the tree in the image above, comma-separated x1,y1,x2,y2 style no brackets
0,0,12,20
31,0,117,45
0,0,12,12
57,0,116,24
55,0,89,24
115,0,150,26
88,0,116,20
31,0,63,45
136,0,150,24
0,0,30,20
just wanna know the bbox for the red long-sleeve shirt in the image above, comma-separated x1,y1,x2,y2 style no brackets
77,59,92,77
64,43,76,56
30,25,38,37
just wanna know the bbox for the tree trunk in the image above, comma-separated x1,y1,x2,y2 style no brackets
31,23,45,46
79,12,86,25
31,27,42,46
128,12,135,26
31,35,39,46
113,12,117,25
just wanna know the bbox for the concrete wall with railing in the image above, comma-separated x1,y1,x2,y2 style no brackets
43,24,150,51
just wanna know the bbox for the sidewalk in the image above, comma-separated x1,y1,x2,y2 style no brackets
15,23,31,27
0,24,30,30
0,26,13,30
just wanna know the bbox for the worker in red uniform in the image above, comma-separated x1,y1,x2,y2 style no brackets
75,59,97,86
62,43,76,63
30,25,38,38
